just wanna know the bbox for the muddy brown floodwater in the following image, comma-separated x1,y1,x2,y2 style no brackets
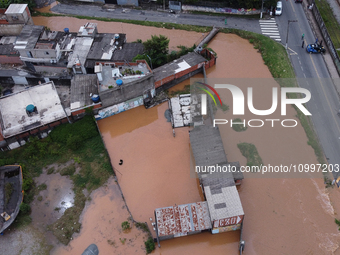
33,15,340,255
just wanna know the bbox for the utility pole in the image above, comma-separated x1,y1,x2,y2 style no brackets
260,0,264,19
163,0,165,11
286,20,298,49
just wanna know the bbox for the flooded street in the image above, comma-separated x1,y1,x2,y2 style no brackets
32,15,340,255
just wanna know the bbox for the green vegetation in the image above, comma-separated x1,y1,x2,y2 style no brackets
145,237,156,254
180,0,276,9
0,115,113,244
232,118,248,132
237,143,263,170
190,11,260,19
121,221,131,231
37,195,43,201
335,218,340,230
37,183,47,191
135,222,155,253
19,203,31,214
0,0,36,11
47,167,55,175
60,164,76,176
119,237,126,244
316,0,340,55
5,182,13,206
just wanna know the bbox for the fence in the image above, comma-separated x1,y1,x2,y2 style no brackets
308,0,340,76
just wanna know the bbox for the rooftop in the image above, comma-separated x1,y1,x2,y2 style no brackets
86,33,126,60
204,184,244,222
70,74,99,111
14,25,44,50
190,125,228,168
4,4,27,14
77,22,97,37
155,202,212,237
153,52,206,83
0,81,70,138
96,62,151,92
67,37,94,68
169,94,191,128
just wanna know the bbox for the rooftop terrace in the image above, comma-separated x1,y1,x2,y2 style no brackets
95,62,151,92
0,81,70,138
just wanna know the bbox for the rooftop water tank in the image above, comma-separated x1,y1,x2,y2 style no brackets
64,28,69,34
91,94,100,103
26,104,35,113
116,79,123,86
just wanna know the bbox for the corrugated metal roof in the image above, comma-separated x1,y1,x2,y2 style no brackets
190,125,228,167
205,185,244,222
155,202,211,237
153,52,206,82
5,4,27,14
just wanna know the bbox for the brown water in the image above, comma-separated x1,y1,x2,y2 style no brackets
33,16,340,254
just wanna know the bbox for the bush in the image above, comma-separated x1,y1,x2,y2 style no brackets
145,237,155,254
20,203,31,214
37,183,47,191
66,135,82,151
121,221,131,231
60,165,76,176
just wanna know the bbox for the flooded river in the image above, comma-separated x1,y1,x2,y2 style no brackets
33,14,340,255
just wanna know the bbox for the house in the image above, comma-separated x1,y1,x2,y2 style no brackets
0,4,33,36
0,81,70,149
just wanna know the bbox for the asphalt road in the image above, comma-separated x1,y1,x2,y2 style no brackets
276,1,340,177
51,2,340,177
51,4,262,33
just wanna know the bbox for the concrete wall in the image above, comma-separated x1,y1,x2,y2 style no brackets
0,24,24,35
0,55,22,65
34,65,68,74
18,48,57,60
99,74,154,108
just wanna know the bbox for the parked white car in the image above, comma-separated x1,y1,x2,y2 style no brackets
275,1,283,15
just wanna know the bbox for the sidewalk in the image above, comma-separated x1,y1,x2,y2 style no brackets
302,0,340,90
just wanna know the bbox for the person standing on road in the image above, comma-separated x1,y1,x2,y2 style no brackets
302,33,305,40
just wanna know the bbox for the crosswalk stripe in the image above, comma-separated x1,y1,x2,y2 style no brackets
259,18,281,42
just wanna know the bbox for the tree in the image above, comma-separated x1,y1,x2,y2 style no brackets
143,35,170,68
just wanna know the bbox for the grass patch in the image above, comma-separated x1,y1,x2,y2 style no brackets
232,118,248,132
60,164,76,176
0,116,113,242
316,0,340,52
237,143,263,171
5,182,13,206
189,11,260,19
37,183,47,191
11,213,32,229
119,237,126,244
121,221,131,231
47,167,55,175
135,222,150,233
